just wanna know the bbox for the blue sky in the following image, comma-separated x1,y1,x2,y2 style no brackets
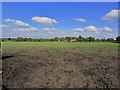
2,2,118,39
2,0,119,2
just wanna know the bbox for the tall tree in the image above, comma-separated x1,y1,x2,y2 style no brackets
116,36,120,43
78,35,84,42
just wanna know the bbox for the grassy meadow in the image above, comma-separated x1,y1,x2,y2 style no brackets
2,42,119,52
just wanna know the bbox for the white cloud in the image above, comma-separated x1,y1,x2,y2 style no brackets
0,25,11,29
4,19,14,22
47,32,54,34
84,25,99,32
73,28,84,31
31,17,58,25
40,30,67,38
42,28,57,31
102,9,119,21
107,33,114,36
44,30,67,38
102,27,112,31
4,19,30,27
94,32,100,34
74,18,86,22
12,27,38,31
72,32,80,36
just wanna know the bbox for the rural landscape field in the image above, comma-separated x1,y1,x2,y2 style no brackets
2,41,119,88
2,1,119,89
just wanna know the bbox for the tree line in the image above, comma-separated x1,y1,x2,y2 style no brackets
2,35,120,43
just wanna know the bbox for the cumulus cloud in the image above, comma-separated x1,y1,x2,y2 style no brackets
72,32,80,36
102,9,119,21
42,29,68,38
73,28,84,32
32,17,58,25
102,27,112,31
94,32,100,34
0,25,11,29
12,27,38,31
42,28,57,31
4,19,30,27
42,30,67,38
84,25,99,32
107,33,114,36
74,18,86,22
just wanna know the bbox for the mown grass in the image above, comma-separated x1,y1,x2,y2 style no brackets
2,41,119,52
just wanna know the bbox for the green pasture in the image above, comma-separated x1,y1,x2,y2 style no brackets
2,42,119,52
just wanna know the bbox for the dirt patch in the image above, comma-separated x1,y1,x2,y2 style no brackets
2,50,119,88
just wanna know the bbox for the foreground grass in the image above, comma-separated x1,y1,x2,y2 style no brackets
2,42,119,52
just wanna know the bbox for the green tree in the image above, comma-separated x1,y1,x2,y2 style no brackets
106,38,114,42
24,37,28,41
65,37,71,42
60,37,65,41
78,35,84,42
28,38,32,42
116,36,120,43
8,37,11,41
95,39,100,42
16,37,24,41
50,38,54,41
100,38,106,42
54,37,59,41
86,37,95,42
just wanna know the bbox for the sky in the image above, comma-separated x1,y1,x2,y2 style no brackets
2,2,119,39
2,0,120,2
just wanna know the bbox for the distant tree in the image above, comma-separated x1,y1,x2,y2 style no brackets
71,37,76,39
100,38,106,42
8,37,11,41
33,39,38,42
60,37,65,41
50,38,54,41
65,37,71,42
3,36,118,43
116,36,120,43
28,38,32,42
95,39,100,42
40,38,45,42
24,37,28,41
86,37,95,42
78,35,84,42
16,37,24,41
54,37,59,41
2,38,5,41
11,38,16,42
106,38,114,42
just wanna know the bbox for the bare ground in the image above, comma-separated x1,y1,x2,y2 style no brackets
2,50,119,88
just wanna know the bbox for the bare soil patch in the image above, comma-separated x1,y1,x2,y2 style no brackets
2,50,119,88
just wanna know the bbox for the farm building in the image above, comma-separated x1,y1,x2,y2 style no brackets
70,39,77,42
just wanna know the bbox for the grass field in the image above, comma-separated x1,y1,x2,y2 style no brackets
2,42,119,52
